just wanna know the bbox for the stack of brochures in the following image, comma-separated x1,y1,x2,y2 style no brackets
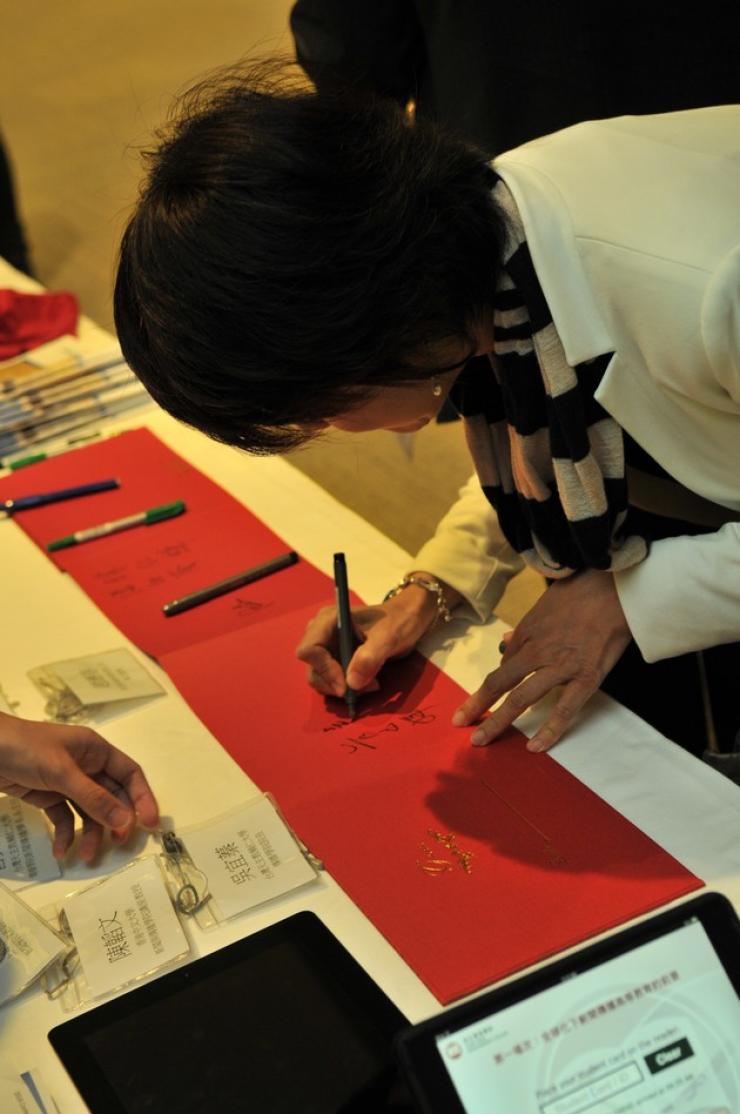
0,330,150,462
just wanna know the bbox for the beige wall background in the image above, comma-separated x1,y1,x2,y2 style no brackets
0,0,541,622
1,1,296,329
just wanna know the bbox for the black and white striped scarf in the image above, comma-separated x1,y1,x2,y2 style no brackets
450,177,647,578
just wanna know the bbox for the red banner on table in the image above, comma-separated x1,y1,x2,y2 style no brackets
0,429,328,656
162,603,703,1003
0,430,703,1001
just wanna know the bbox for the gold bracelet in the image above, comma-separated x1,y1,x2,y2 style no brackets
383,574,453,625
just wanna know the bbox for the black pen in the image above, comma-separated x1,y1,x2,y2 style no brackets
333,552,358,721
163,550,299,616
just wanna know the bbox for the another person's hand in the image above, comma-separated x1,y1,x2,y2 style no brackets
296,575,460,700
0,712,159,862
453,570,632,752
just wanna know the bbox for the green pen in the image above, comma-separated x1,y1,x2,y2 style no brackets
6,432,103,470
47,500,185,552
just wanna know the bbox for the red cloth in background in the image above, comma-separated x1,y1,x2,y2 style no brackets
0,288,78,358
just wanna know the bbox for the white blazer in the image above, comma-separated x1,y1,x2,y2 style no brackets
415,107,740,662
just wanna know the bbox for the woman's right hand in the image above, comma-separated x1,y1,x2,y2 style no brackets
296,576,460,698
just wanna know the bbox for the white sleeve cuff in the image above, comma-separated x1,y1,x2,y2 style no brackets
614,523,740,662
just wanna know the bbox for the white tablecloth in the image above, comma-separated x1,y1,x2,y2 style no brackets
1,261,739,1111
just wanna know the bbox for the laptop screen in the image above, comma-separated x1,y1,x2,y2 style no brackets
436,918,740,1113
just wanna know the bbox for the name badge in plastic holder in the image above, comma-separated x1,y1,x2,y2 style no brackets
46,856,191,1011
0,881,68,1006
162,794,320,928
28,648,164,724
0,795,61,888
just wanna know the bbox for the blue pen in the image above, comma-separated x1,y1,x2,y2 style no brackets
1,478,120,515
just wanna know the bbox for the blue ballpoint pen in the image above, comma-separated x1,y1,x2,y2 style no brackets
1,478,120,515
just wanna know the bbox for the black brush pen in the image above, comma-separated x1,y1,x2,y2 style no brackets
163,550,299,616
333,552,358,721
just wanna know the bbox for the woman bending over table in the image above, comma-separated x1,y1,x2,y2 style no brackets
113,64,740,758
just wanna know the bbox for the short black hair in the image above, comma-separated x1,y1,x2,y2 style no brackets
114,60,507,453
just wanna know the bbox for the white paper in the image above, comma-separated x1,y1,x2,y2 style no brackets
49,648,164,706
182,797,317,921
7,335,122,371
63,857,189,999
0,1075,38,1113
0,882,67,1005
0,1069,56,1114
0,797,60,883
20,1069,55,1114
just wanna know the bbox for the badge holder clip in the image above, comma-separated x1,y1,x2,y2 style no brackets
157,828,216,930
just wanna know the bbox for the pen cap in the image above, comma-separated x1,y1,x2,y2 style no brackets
47,535,76,553
146,500,186,524
8,453,45,470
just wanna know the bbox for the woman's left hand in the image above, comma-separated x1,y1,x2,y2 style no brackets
452,570,632,752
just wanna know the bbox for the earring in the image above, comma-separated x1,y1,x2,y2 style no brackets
431,379,442,397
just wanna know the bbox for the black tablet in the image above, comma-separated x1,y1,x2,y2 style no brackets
396,892,740,1114
50,911,408,1114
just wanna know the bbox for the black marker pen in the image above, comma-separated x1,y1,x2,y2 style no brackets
333,552,358,721
163,550,298,616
